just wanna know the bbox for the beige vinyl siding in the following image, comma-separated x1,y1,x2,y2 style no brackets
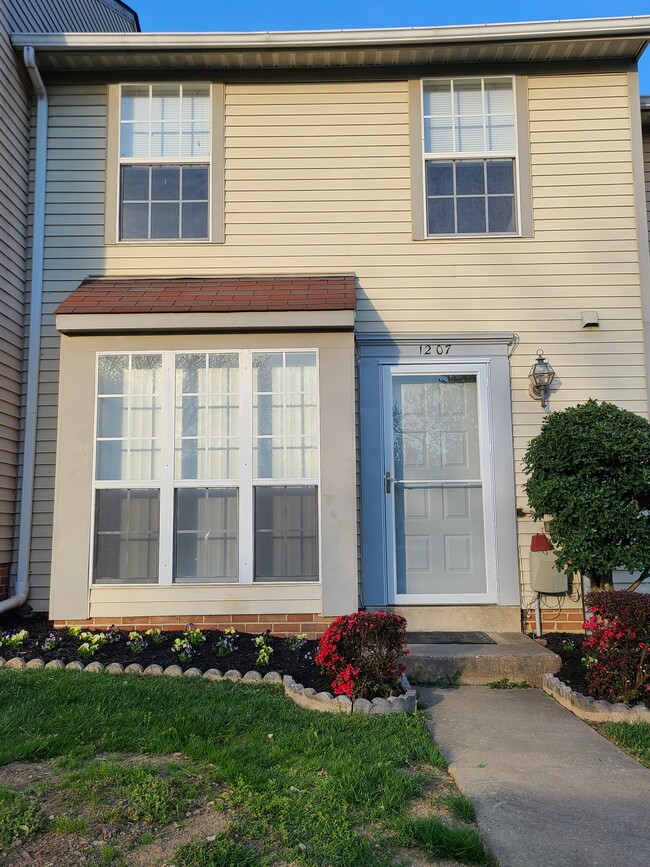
32,72,649,611
643,127,650,244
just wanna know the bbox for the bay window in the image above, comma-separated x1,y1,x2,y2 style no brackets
92,350,319,585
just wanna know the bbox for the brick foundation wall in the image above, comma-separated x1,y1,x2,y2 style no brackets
52,613,334,640
0,563,9,602
523,607,585,634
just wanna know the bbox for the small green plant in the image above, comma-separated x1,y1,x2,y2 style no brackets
287,632,308,651
253,631,273,667
172,637,195,664
561,639,577,652
184,624,206,647
68,625,83,638
52,814,89,835
175,835,258,867
487,678,531,689
0,628,29,649
76,632,108,658
41,632,60,652
139,830,154,845
396,816,489,864
127,631,148,654
145,628,164,644
100,843,122,864
214,627,238,657
0,787,44,847
124,775,178,824
441,793,476,824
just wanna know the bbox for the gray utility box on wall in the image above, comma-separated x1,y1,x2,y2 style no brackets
529,550,568,594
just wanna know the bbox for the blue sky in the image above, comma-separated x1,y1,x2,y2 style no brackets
130,1,650,91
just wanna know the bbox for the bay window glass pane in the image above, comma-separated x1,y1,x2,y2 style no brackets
175,488,238,582
253,352,318,480
254,486,318,581
175,353,239,480
96,354,161,482
98,355,129,394
94,489,159,584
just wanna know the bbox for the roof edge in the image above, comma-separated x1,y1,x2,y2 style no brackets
11,15,650,51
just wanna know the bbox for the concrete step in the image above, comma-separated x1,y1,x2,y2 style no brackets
405,632,561,687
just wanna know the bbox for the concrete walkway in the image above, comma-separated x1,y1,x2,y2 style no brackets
419,686,650,867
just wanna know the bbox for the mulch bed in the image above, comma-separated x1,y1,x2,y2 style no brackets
0,612,333,693
543,631,590,696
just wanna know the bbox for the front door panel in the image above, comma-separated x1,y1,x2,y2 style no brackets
386,365,495,603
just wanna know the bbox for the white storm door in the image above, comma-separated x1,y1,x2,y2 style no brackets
385,364,497,604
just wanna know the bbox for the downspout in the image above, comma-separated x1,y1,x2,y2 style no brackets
0,48,47,614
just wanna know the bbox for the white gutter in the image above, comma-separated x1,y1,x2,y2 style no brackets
10,15,650,50
0,48,47,614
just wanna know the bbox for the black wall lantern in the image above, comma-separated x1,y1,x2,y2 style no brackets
528,349,555,409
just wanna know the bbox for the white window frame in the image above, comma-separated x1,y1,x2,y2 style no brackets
421,76,521,238
117,82,213,243
90,349,321,587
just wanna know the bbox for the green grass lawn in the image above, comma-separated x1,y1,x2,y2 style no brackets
0,670,492,866
600,722,650,769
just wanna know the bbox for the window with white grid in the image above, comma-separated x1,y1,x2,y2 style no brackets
119,84,211,240
92,351,319,585
423,77,518,236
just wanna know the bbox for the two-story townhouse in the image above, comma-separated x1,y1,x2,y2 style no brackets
7,17,650,636
0,0,139,609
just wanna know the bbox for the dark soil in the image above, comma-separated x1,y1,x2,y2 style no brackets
0,612,333,693
543,631,590,696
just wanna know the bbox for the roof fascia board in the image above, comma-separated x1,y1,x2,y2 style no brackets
56,310,356,334
11,16,650,51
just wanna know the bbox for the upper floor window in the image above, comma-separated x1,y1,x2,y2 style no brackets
423,77,517,236
119,84,211,241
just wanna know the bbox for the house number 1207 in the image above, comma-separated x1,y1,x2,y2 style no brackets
419,344,451,356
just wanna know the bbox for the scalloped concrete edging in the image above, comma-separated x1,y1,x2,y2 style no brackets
543,673,650,723
0,656,417,715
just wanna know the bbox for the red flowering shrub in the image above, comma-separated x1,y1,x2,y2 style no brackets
315,611,409,699
582,591,650,706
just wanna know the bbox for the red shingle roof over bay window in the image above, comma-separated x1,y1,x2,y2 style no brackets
56,275,358,315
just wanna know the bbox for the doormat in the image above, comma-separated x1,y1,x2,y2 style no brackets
406,631,496,645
